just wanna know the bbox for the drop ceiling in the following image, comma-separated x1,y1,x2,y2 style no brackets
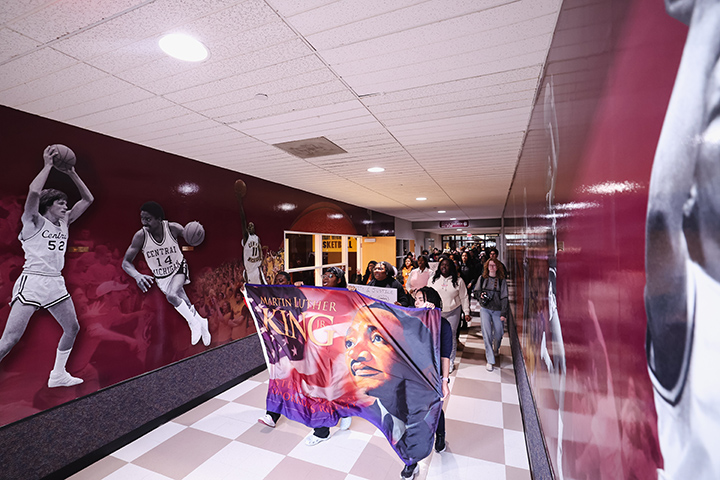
0,0,562,233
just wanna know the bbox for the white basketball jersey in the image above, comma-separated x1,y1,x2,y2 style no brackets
142,220,184,279
21,216,68,276
243,233,263,284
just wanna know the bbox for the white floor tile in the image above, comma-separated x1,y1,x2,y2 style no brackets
103,464,173,480
215,380,261,401
455,363,501,382
445,396,504,428
190,410,257,439
501,384,520,405
504,429,530,469
184,441,285,480
195,400,265,428
288,429,371,473
111,422,186,462
426,452,506,480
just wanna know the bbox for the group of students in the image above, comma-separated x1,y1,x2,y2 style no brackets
359,245,509,372
256,246,509,479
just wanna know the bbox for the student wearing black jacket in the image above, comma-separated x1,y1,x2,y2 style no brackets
368,261,411,307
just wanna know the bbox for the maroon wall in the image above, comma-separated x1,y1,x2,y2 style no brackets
505,0,686,478
0,105,394,428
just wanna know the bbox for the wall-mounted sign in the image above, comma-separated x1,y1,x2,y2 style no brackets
439,220,469,228
322,235,355,252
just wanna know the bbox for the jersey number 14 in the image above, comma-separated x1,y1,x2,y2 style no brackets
156,256,173,267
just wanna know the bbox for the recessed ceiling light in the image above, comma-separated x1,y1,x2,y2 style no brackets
450,217,456,220
457,228,462,231
255,93,269,100
159,33,208,62
367,167,385,173
416,197,427,201
438,210,446,213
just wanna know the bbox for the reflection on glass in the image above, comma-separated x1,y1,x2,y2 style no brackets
291,270,315,286
288,233,315,268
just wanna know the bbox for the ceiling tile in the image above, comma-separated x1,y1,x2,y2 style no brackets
0,47,77,91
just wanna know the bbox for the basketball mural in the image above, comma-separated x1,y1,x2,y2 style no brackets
121,201,211,348
0,145,93,391
504,0,691,478
0,106,394,428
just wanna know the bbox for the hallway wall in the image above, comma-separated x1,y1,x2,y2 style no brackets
0,105,395,479
505,0,687,478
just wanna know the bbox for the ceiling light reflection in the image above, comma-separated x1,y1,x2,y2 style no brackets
177,182,199,195
555,202,600,211
579,181,643,196
159,34,209,62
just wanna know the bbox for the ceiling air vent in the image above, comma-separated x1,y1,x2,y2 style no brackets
273,137,347,159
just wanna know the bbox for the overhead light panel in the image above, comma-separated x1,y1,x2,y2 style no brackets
438,210,446,213
416,197,427,201
368,167,385,173
159,33,208,62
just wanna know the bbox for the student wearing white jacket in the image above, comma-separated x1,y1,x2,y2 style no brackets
427,256,469,369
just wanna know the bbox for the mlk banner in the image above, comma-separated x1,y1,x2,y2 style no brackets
244,284,443,465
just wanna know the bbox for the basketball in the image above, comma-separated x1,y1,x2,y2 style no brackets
184,221,205,246
234,179,247,198
51,144,76,171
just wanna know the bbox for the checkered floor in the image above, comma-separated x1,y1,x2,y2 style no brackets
69,302,530,480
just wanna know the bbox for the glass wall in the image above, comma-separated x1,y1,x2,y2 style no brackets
285,231,361,285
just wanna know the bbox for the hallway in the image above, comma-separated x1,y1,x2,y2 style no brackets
69,301,530,480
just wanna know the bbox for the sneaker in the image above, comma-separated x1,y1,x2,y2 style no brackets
48,371,83,388
198,315,211,346
486,362,494,372
400,463,418,479
305,434,330,446
339,417,352,430
188,317,201,345
434,433,446,453
258,414,276,428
